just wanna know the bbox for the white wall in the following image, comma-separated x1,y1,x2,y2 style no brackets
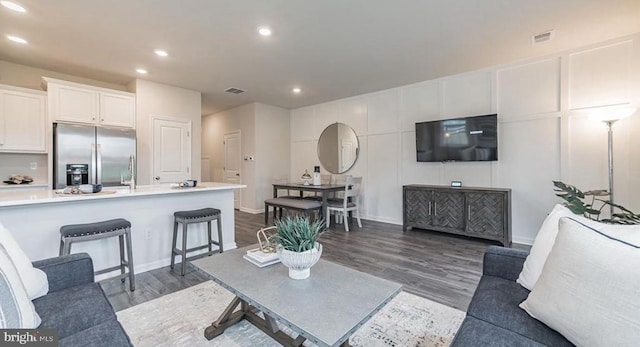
201,102,290,213
0,60,127,91
129,79,202,185
255,103,291,211
290,33,640,245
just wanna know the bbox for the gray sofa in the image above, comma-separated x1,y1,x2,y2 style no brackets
451,246,573,347
32,253,133,347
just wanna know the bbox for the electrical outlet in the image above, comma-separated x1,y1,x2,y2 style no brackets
30,162,38,170
144,229,152,240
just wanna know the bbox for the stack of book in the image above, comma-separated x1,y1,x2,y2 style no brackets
243,248,280,267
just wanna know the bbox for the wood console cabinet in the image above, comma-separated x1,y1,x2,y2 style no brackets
403,185,511,246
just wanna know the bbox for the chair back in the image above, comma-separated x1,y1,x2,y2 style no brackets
321,174,332,185
273,176,295,197
344,176,362,203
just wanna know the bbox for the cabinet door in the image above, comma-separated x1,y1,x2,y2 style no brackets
405,188,433,227
466,192,505,237
0,90,46,152
99,92,135,128
51,84,97,124
432,191,465,230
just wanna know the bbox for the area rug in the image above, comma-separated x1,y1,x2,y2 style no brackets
118,281,464,347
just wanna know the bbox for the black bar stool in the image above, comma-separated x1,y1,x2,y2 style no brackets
59,218,135,291
171,208,223,276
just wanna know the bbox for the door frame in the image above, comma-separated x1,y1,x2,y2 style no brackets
150,115,192,184
224,130,241,209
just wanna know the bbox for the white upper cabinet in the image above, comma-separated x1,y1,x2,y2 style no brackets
0,86,47,153
44,78,135,128
99,92,135,128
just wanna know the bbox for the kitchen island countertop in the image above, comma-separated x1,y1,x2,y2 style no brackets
0,182,245,207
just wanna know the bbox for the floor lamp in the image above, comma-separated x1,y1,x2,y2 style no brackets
593,106,636,217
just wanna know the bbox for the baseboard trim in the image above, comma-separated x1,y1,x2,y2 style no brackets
239,207,264,214
512,236,534,246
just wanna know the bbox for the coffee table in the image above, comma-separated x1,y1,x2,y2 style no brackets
191,246,402,347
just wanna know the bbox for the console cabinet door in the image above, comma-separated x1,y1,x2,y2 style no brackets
0,90,46,153
50,84,98,124
466,192,505,238
432,191,465,230
405,188,433,228
99,92,135,128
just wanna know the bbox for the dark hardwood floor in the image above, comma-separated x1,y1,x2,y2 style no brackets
103,211,504,312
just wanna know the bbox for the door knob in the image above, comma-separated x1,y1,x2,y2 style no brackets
155,176,160,180
236,173,240,176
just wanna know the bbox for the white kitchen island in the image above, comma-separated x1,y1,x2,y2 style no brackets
0,182,245,280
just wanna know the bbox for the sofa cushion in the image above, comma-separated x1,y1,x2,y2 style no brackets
0,244,41,328
0,222,48,299
520,218,640,347
451,316,546,347
467,275,572,346
59,320,132,347
33,283,116,339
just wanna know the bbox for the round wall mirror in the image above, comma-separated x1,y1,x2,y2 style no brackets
317,123,359,174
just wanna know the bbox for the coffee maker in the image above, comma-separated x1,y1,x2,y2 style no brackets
66,164,89,186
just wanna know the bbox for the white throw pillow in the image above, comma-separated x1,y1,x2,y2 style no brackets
517,204,640,290
0,222,48,299
520,218,640,347
0,244,42,328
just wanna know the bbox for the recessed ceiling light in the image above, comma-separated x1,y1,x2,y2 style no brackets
135,68,148,74
7,35,27,44
257,27,272,36
154,49,168,57
292,88,302,94
1,1,26,13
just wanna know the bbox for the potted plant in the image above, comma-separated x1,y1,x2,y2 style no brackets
273,215,324,279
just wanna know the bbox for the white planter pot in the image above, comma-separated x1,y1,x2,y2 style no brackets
277,243,323,280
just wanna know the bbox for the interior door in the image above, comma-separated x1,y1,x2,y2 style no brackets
152,117,191,184
224,131,241,209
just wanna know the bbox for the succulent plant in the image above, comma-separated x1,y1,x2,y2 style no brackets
273,215,324,252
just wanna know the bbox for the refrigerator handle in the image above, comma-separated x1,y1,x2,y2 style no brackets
91,144,97,184
97,144,103,184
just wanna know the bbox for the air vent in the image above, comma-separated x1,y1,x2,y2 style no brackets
225,87,245,94
532,30,554,44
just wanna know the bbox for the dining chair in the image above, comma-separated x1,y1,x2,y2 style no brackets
326,176,362,231
329,174,351,223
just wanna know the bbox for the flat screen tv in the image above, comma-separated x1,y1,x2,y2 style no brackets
415,114,498,162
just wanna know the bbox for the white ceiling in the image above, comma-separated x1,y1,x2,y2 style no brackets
1,1,639,115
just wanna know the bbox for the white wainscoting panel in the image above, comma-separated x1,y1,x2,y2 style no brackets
291,107,315,142
498,58,561,117
569,40,632,109
338,98,368,136
442,162,492,188
399,80,440,131
442,71,492,117
366,133,402,223
367,89,399,135
498,117,561,244
401,131,442,185
290,140,317,181
313,102,339,140
565,113,608,191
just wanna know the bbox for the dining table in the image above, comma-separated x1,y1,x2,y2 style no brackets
272,182,347,219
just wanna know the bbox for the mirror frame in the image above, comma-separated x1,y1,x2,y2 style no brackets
317,122,359,174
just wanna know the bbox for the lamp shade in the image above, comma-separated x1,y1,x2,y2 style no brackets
589,105,636,123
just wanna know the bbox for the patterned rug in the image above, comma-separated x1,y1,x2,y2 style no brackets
118,281,464,347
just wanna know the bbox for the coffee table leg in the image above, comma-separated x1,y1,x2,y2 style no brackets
340,340,352,347
204,296,245,340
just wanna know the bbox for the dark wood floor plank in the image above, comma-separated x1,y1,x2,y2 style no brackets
103,210,509,312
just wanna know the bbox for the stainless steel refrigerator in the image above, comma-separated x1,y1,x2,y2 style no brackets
53,123,136,188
